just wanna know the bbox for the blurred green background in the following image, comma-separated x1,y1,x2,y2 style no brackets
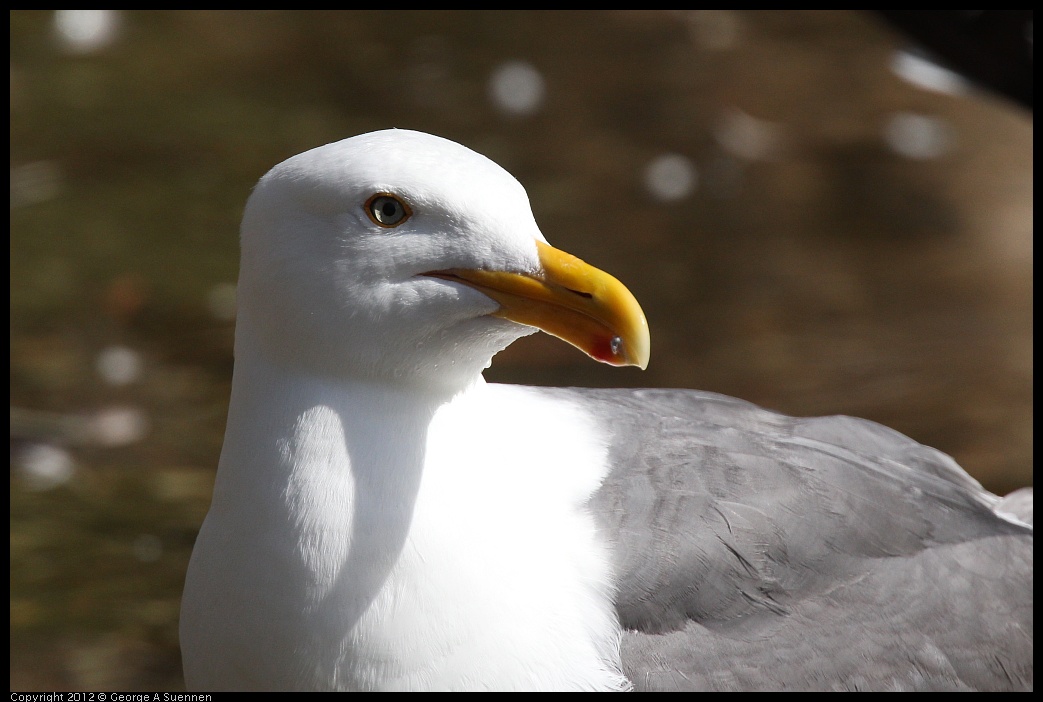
10,10,1032,691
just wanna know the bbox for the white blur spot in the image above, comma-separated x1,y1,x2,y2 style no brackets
207,283,237,321
891,50,969,96
687,10,741,50
883,113,954,160
96,345,142,386
53,10,121,53
489,61,545,117
713,108,784,161
133,534,163,563
644,154,697,202
90,406,149,447
10,161,63,207
18,444,75,491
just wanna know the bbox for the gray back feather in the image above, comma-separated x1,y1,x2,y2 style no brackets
542,387,1032,691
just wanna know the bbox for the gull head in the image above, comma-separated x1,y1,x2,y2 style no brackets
235,129,649,391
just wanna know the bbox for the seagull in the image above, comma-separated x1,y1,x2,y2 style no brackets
179,129,1032,691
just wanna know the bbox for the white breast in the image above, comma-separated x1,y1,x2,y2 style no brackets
182,377,629,691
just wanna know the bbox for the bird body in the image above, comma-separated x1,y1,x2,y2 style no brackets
180,130,1032,691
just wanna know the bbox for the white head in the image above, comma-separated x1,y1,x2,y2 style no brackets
235,129,648,393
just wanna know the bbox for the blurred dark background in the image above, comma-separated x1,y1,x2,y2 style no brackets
10,11,1032,690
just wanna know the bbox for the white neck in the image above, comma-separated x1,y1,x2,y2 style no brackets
183,349,630,690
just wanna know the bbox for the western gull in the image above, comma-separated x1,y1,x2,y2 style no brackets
180,129,1033,691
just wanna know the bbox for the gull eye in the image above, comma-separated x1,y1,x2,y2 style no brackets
365,193,411,227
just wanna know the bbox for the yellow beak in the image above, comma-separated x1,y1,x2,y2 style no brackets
425,241,649,369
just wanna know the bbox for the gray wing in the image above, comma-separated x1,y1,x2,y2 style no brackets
546,387,1033,691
